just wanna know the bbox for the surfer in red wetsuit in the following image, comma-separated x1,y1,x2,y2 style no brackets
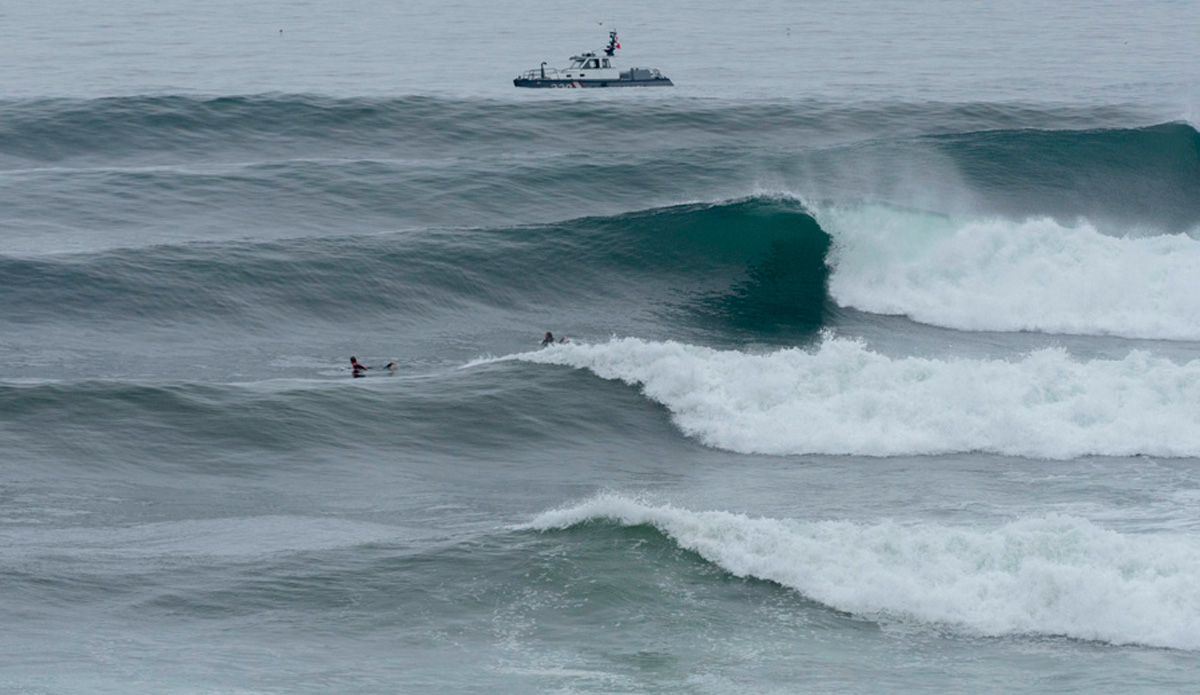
350,356,369,377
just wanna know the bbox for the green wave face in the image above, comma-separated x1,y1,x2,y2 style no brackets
0,197,832,340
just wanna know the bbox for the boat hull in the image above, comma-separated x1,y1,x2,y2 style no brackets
513,77,673,88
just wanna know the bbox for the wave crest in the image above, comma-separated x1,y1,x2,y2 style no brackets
525,495,1200,650
519,336,1200,459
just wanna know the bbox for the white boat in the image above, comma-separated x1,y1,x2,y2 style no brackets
513,31,673,88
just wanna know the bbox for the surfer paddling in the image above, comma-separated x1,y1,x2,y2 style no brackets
350,357,398,377
541,332,569,347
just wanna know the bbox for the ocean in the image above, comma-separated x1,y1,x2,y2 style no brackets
2,0,1200,692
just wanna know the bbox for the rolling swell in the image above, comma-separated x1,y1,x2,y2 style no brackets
0,358,687,474
0,376,493,469
936,122,1200,230
0,197,832,336
0,95,432,167
0,94,1151,167
0,380,354,465
4,96,1196,249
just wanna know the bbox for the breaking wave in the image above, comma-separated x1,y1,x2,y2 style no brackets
518,336,1200,459
526,495,1200,650
821,205,1200,340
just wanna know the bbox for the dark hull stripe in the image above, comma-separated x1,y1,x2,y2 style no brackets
513,78,674,88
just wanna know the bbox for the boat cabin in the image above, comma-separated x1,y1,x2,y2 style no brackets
568,53,613,70
562,51,618,79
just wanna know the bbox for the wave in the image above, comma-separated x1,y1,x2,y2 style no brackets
525,495,1200,650
932,122,1200,231
2,515,410,563
0,94,1155,167
0,94,441,167
517,335,1200,459
0,379,368,460
0,154,760,256
6,185,1199,342
821,205,1200,340
7,182,1196,324
5,95,1194,231
0,197,831,334
0,362,672,467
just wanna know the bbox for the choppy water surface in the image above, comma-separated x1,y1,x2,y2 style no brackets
2,1,1200,693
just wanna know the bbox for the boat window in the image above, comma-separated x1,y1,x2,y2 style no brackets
587,59,599,69
602,59,610,68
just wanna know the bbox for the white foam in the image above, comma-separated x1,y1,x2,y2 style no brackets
517,336,1200,459
819,206,1200,340
525,494,1200,650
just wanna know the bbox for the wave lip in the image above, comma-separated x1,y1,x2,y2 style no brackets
518,336,1200,459
525,495,1200,651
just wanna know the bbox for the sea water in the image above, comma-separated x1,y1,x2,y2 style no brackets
2,0,1200,692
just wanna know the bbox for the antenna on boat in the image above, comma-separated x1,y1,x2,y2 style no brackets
604,29,620,57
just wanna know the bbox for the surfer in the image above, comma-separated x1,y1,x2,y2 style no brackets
350,356,369,377
542,332,556,347
384,360,397,373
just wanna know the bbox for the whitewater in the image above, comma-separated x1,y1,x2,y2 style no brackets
3,1,1200,694
526,494,1200,650
822,207,1200,340
517,335,1200,459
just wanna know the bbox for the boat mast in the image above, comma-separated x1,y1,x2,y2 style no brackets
604,30,619,57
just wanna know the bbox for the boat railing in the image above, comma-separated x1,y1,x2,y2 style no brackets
518,66,565,80
517,65,670,82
